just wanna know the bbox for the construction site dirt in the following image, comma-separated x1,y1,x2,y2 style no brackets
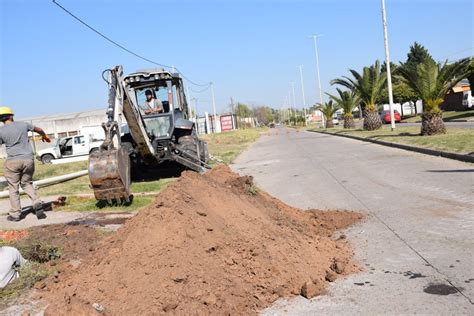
32,165,362,314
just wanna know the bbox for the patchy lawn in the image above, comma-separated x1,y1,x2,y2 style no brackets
202,128,267,164
0,224,108,305
314,125,474,155
0,127,265,203
54,195,154,212
402,110,474,123
0,159,87,179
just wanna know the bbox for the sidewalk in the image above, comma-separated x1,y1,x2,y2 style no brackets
0,196,84,230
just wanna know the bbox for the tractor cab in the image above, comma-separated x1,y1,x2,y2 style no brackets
123,69,191,141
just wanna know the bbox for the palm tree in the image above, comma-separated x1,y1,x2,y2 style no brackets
398,57,470,135
316,100,340,128
331,60,387,130
326,88,360,128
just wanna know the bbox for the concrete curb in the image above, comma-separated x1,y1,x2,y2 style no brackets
310,130,474,163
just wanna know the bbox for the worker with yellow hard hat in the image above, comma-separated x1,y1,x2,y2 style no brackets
0,107,51,222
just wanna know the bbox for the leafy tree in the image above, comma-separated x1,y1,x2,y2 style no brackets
403,42,435,70
253,106,274,125
235,103,252,118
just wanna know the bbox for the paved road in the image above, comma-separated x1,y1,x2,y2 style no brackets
232,127,474,315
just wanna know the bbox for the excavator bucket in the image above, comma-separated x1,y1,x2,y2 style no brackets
88,147,131,203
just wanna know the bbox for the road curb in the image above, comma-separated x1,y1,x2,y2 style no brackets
309,130,474,163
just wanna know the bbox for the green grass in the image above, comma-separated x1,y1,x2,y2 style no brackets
130,178,175,193
0,239,59,303
315,125,474,154
0,262,52,302
402,110,474,123
54,195,154,212
202,128,267,164
0,157,175,200
0,159,88,179
0,127,265,202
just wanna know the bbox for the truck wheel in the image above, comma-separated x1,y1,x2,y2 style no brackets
41,154,54,164
90,148,99,154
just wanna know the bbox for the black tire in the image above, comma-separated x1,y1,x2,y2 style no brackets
41,154,54,164
90,147,99,154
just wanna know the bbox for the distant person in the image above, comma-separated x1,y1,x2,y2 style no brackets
142,89,164,115
0,107,50,222
0,246,26,289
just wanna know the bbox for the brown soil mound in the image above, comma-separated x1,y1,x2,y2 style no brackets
42,165,362,315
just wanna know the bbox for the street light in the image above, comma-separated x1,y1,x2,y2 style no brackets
291,82,297,119
210,82,219,133
381,0,396,131
309,34,325,127
299,65,307,125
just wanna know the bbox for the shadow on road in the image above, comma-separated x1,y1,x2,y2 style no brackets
425,169,474,173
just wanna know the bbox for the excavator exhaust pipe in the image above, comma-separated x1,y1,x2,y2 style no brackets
88,146,132,203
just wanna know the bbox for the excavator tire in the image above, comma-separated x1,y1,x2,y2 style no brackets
88,147,132,203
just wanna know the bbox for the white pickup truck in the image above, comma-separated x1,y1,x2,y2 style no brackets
36,135,103,164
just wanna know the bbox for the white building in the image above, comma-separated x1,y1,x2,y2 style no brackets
19,109,107,139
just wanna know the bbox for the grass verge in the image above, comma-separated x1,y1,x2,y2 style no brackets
202,127,267,165
0,240,59,303
54,195,154,212
0,127,264,203
401,110,474,123
313,125,474,154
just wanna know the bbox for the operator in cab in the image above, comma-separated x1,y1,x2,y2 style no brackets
141,89,164,115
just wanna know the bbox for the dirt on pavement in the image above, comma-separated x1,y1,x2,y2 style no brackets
40,165,362,315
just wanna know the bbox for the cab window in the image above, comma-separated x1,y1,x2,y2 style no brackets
74,136,85,144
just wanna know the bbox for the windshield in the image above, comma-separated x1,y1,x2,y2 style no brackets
135,85,179,115
143,116,172,139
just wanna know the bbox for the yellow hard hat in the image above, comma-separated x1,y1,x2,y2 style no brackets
0,107,13,116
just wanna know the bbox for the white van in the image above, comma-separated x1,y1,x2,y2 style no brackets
462,90,473,109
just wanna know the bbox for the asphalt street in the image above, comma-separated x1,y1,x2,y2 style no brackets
232,127,474,315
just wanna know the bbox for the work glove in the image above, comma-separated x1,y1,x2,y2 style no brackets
42,135,51,143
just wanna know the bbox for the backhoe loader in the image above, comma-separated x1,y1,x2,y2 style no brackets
88,66,209,203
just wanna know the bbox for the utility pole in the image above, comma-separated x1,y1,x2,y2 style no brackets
381,0,396,131
210,82,219,133
299,65,307,126
309,34,325,127
291,82,297,123
299,66,307,107
230,96,236,129
185,86,193,120
191,97,200,135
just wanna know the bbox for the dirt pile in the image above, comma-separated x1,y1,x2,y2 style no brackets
42,165,362,315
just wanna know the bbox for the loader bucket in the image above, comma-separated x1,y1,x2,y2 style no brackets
88,147,131,203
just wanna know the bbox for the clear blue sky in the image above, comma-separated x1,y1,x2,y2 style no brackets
1,0,472,118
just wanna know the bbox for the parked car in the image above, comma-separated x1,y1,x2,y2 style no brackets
380,110,401,124
332,117,340,125
36,135,103,164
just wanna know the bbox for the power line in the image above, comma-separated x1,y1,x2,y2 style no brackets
189,85,212,93
443,47,473,59
51,0,210,87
